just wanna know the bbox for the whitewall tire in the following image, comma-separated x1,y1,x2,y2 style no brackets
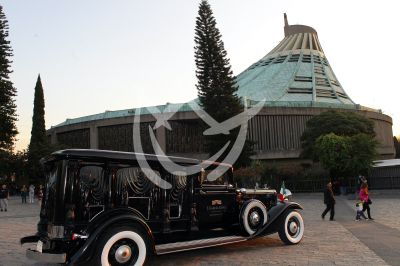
278,210,304,245
97,227,148,266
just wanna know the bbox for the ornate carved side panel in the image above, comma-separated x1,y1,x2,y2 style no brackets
57,128,90,149
166,173,188,219
76,165,107,221
115,167,162,220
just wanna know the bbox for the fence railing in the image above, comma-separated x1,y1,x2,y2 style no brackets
368,176,400,190
282,176,400,193
284,179,329,193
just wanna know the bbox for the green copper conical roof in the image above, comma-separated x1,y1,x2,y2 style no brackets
236,14,355,106
52,14,360,129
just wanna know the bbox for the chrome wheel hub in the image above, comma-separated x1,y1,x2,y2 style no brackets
289,221,298,234
250,211,260,226
115,245,132,263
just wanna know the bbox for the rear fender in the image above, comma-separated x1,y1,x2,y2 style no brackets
68,209,154,265
251,201,303,238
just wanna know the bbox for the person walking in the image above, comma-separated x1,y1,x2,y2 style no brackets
357,175,367,194
359,182,373,220
0,184,9,212
322,182,335,221
21,185,27,204
29,184,35,204
355,202,368,221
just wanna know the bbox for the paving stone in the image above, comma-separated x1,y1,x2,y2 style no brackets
1,194,398,265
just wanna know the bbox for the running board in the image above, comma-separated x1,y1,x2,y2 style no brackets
155,235,247,255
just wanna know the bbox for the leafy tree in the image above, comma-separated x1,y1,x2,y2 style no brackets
315,133,351,178
194,0,253,167
347,133,377,176
315,133,377,180
8,150,28,185
394,136,400,158
0,5,18,156
301,110,375,159
27,75,51,180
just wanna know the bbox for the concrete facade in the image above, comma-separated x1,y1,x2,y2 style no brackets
46,106,395,160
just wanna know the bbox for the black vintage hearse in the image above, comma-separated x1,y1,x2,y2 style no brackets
21,149,304,265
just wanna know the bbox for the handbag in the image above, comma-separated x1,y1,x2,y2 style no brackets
367,198,372,204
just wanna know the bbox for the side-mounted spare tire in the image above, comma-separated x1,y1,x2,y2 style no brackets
278,209,304,245
239,199,268,236
94,225,151,266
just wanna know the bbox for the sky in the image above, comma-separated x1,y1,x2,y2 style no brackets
1,0,399,151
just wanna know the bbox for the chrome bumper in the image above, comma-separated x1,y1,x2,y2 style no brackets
26,248,66,264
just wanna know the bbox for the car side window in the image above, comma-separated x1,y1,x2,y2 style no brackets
116,167,157,196
115,167,161,219
78,165,107,221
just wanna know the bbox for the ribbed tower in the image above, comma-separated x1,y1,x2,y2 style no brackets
236,14,354,106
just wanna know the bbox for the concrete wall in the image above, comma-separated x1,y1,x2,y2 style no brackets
47,107,395,160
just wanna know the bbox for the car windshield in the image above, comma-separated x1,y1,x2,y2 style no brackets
199,169,230,186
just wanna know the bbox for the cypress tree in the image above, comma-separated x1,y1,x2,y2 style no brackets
194,0,253,166
0,5,18,154
29,75,46,146
27,75,49,180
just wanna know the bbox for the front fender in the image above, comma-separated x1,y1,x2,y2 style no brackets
251,201,303,239
68,209,153,265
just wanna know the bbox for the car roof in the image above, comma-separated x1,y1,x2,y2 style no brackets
44,149,203,165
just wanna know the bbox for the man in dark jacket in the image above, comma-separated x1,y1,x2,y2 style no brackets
321,182,335,221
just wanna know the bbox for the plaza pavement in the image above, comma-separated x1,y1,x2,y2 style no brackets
1,191,399,266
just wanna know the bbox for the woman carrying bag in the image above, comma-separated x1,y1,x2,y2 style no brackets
359,182,373,220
